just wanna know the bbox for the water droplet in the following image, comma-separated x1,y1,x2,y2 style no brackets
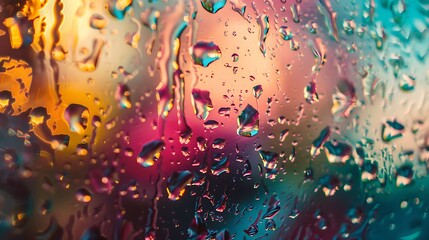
290,39,300,51
40,200,53,216
332,80,356,119
215,194,228,212
399,74,415,91
191,88,213,120
242,159,252,177
342,19,356,35
75,188,92,203
304,81,319,104
311,126,331,157
191,41,222,67
244,210,261,236
290,4,300,23
29,107,48,126
381,119,405,142
115,83,131,109
279,129,289,142
137,139,165,167
318,175,340,196
107,0,132,20
64,104,89,135
262,194,280,219
166,170,193,200
308,38,327,75
388,54,406,78
200,0,227,13
197,137,208,151
231,53,239,62
140,8,160,31
256,14,269,56
304,167,314,182
51,46,67,61
306,22,318,34
259,150,279,179
252,85,263,99
212,138,226,149
396,164,413,187
230,0,246,16
237,104,259,137
89,14,108,29
361,160,378,181
203,120,219,130
279,26,293,40
265,219,276,231
289,208,300,219
324,140,353,163
347,207,363,224
211,155,230,176
3,17,34,49
77,39,105,72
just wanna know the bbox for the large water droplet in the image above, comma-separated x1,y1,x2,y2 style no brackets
237,104,259,137
200,0,227,13
166,170,193,201
191,41,221,67
191,88,213,120
137,139,165,167
64,104,89,135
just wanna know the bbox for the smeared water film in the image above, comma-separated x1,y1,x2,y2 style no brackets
1,0,429,239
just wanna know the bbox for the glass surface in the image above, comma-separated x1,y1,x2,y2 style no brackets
0,0,428,239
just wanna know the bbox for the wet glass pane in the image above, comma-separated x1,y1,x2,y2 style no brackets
0,0,428,239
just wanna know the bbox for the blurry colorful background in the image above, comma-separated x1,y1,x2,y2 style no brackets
1,0,429,239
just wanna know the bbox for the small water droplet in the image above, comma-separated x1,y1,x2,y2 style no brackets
89,14,108,29
75,188,92,203
279,26,293,40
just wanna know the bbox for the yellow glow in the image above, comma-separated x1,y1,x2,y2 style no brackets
0,99,10,108
30,115,45,126
3,18,23,49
